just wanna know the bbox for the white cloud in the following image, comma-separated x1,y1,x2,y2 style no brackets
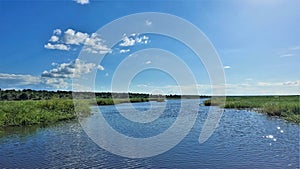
120,49,130,53
279,45,300,58
283,80,299,86
45,28,111,54
74,0,89,5
44,43,70,50
137,84,148,88
119,34,149,47
53,29,62,35
63,29,89,45
256,82,281,86
42,78,69,89
97,65,104,71
119,36,135,47
49,35,59,42
51,62,58,66
83,33,111,54
0,73,69,90
145,20,152,26
280,53,295,58
42,59,104,79
224,66,231,69
0,73,41,86
145,60,152,64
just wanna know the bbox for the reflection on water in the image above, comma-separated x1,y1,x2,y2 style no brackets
0,99,299,168
0,125,40,139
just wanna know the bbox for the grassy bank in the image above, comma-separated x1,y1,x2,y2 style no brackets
0,99,90,127
0,97,164,128
204,96,300,124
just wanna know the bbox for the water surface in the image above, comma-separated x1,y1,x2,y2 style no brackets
0,99,299,168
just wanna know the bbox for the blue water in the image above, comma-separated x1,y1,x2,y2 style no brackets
0,99,299,168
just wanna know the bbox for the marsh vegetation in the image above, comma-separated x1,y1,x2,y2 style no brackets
0,89,165,127
204,96,300,124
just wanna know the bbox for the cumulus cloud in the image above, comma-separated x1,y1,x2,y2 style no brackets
119,34,149,47
49,35,59,42
44,43,70,50
42,59,104,79
53,29,62,35
224,66,231,69
45,29,148,54
145,60,152,64
74,0,89,5
119,36,135,47
83,33,111,54
0,58,104,89
63,29,89,45
45,28,111,54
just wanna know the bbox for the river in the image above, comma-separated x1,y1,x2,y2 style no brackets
0,99,299,168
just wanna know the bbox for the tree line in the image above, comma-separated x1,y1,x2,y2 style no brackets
0,88,208,101
0,89,162,101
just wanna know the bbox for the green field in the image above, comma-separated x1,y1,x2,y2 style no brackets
204,95,300,124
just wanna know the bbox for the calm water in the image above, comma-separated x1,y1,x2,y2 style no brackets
0,99,299,168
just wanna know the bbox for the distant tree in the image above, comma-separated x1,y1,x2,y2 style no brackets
1,94,8,100
19,93,29,100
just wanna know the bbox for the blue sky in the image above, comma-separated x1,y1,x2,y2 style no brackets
0,0,299,95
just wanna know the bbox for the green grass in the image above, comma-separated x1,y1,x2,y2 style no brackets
0,99,90,127
0,97,164,128
204,96,300,124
